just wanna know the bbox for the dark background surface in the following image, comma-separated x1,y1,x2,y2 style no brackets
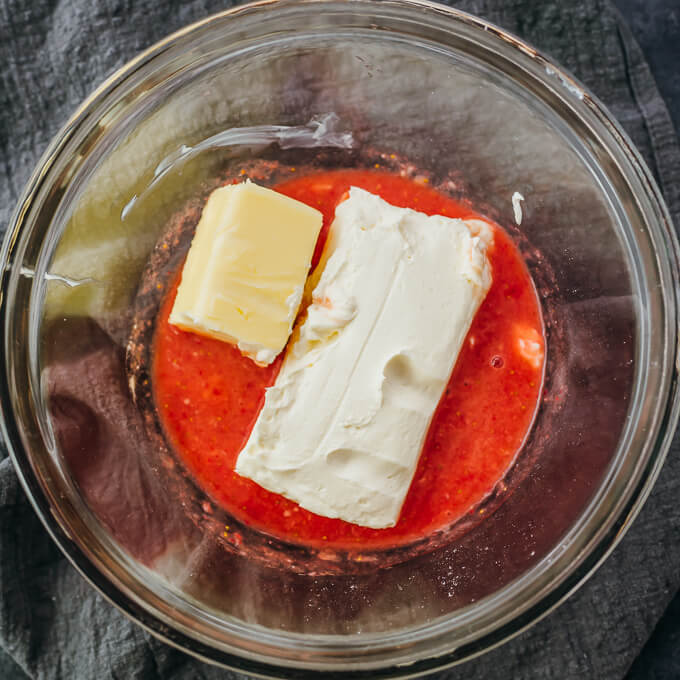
610,1,680,677
615,0,680,134
0,0,678,678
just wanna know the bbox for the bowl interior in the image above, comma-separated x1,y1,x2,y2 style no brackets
3,1,677,675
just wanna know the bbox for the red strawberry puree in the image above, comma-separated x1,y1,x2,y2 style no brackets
152,170,545,550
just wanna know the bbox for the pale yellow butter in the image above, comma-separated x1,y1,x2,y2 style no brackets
170,181,323,365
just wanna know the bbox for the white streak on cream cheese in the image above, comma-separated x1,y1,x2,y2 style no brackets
236,188,493,528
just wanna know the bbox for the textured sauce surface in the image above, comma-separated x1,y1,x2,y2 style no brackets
153,170,545,549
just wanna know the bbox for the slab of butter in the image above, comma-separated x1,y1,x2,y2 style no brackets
170,181,323,365
235,187,493,528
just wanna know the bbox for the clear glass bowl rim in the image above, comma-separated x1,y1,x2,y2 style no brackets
1,0,679,677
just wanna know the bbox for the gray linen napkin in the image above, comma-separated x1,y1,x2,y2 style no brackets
1,1,679,678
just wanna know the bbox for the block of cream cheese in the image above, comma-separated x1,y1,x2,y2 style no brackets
170,181,323,365
236,187,493,528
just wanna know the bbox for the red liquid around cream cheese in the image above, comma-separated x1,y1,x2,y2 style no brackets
153,170,545,549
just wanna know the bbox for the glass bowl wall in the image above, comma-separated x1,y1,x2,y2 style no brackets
1,1,678,677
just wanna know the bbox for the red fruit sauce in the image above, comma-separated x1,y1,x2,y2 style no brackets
152,170,545,550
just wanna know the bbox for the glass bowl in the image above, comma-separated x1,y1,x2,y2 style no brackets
2,0,679,676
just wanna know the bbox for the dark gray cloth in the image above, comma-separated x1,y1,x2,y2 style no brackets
1,1,679,678
615,0,680,135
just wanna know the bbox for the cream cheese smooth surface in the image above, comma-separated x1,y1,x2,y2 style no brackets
236,188,493,528
169,181,322,365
